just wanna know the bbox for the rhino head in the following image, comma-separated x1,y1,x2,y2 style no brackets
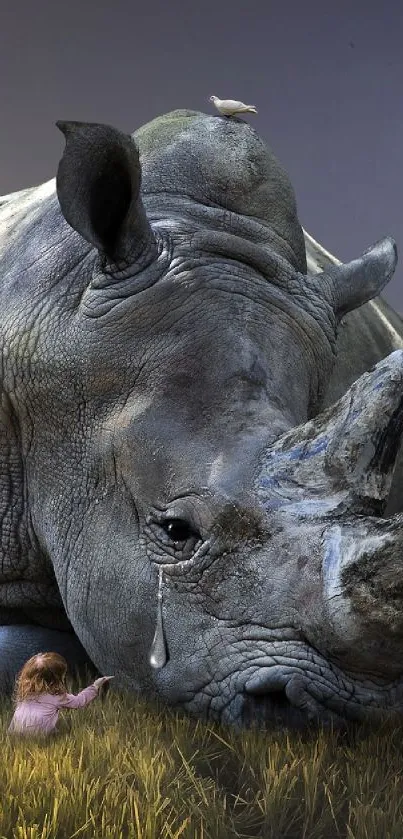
1,111,400,726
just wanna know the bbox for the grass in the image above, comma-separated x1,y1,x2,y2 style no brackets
1,682,403,838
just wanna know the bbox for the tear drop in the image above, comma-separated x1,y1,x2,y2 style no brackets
149,566,168,669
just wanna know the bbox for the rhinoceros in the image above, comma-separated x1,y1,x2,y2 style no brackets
1,108,403,727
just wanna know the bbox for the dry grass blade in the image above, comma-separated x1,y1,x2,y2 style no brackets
2,691,403,838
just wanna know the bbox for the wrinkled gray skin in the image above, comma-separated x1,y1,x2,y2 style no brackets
1,108,403,728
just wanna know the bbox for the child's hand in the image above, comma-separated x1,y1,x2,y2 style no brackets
93,676,115,689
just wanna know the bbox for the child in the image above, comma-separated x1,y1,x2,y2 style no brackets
7,651,114,736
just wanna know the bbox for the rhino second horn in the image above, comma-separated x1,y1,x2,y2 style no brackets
56,120,155,265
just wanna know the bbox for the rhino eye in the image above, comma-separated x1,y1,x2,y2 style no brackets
161,518,196,544
146,513,203,561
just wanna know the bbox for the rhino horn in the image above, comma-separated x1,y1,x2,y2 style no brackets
323,518,403,651
258,350,403,515
56,121,155,265
313,237,397,320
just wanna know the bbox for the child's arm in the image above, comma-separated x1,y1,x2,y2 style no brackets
57,684,99,709
57,676,114,709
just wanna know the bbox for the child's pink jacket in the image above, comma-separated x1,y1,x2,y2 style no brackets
7,685,98,735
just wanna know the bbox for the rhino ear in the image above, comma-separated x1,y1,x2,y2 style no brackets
56,121,154,264
316,238,397,320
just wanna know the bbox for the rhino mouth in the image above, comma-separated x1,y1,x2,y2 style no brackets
242,690,313,730
239,653,400,730
238,653,345,729
243,669,330,729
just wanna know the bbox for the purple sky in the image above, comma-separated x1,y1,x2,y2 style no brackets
1,0,402,307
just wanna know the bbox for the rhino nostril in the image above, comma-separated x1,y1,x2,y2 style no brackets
244,666,322,726
243,666,296,724
257,688,288,710
244,665,289,695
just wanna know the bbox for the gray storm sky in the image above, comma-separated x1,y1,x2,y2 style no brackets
1,0,402,308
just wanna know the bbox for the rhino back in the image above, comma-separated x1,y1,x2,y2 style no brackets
0,180,56,258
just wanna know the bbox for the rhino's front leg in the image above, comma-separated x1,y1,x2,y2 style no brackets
0,625,98,695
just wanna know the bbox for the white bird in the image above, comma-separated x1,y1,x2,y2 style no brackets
209,95,258,117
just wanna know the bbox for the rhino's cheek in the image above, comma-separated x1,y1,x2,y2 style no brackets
59,545,159,689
